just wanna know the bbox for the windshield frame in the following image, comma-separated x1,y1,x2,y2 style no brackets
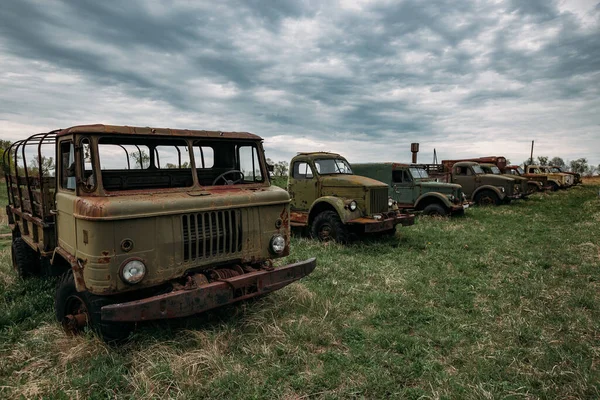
313,158,353,175
409,167,429,179
472,165,484,175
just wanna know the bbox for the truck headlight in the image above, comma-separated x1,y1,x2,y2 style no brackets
349,200,357,211
388,197,394,207
120,259,146,284
270,234,286,254
498,187,505,193
447,194,455,201
514,184,520,192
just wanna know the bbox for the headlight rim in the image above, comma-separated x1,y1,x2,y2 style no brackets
269,234,286,255
349,200,358,211
119,258,147,285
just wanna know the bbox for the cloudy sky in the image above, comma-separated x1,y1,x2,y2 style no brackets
1,0,599,166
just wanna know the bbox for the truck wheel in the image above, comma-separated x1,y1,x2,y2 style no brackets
55,271,134,343
311,211,348,243
548,182,559,191
11,237,40,278
474,190,500,206
422,203,448,217
528,183,540,193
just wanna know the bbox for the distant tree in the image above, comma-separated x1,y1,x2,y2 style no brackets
587,165,598,177
273,161,289,177
28,155,55,176
537,156,549,166
165,161,190,169
549,157,565,168
569,158,589,175
130,150,150,169
0,140,12,174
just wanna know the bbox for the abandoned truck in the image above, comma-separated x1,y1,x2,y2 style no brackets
351,163,470,217
478,163,531,197
524,165,573,191
456,156,544,193
504,165,550,191
4,124,316,342
550,165,581,185
287,152,415,242
416,161,521,206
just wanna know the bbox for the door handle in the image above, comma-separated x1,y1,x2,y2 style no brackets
49,209,58,215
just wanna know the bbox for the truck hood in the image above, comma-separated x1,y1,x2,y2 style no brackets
320,174,388,188
418,181,461,191
73,186,290,220
480,175,514,184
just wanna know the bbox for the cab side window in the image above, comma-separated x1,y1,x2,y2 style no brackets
455,166,466,176
293,162,313,179
392,170,403,183
403,170,412,182
60,141,76,190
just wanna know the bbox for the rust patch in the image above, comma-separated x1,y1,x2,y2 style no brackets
290,211,308,225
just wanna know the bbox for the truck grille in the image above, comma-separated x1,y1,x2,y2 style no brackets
182,210,242,261
369,188,389,214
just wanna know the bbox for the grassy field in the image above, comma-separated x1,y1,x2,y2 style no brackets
0,182,599,399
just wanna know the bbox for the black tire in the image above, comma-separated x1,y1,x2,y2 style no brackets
474,190,501,206
422,203,448,217
528,183,540,193
11,237,40,278
55,271,134,343
310,210,349,243
548,181,559,192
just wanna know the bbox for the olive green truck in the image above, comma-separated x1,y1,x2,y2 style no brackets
287,152,415,242
4,124,316,341
351,163,471,217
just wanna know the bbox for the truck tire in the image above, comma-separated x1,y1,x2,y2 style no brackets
11,237,40,278
527,183,540,192
474,190,500,206
55,271,134,343
422,203,448,217
311,210,348,243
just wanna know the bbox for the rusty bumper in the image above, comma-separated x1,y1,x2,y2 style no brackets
450,202,472,214
349,213,415,233
101,257,317,322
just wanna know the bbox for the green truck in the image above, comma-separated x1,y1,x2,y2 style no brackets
4,124,316,342
287,152,415,242
418,160,521,206
478,163,531,197
351,163,470,217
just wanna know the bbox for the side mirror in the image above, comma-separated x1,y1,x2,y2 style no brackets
267,164,274,172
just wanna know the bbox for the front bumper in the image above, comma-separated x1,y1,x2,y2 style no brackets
450,202,472,214
349,212,415,233
101,257,317,322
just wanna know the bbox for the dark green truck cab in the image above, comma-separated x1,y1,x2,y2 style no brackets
287,152,415,242
351,163,471,217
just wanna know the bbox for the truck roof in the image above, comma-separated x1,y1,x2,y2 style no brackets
295,151,342,157
57,124,261,140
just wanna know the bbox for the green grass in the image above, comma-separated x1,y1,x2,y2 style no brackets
1,184,599,399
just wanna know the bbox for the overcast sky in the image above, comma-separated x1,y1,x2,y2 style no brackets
1,0,599,166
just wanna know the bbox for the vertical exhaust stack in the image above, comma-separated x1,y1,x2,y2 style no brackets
411,143,419,164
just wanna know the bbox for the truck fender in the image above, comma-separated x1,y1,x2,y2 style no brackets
414,192,453,210
548,179,562,187
472,185,505,200
308,196,362,224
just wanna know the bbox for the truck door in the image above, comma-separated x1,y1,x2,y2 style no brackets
289,161,318,211
452,166,476,198
55,139,78,255
392,169,414,206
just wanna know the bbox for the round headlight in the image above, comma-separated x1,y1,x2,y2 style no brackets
388,197,394,207
270,234,286,254
499,187,505,193
447,194,455,201
349,200,357,211
120,259,146,284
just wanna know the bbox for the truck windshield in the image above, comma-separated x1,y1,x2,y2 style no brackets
409,167,429,179
472,165,484,174
98,137,265,191
490,166,501,174
550,167,561,173
314,158,353,175
517,167,525,175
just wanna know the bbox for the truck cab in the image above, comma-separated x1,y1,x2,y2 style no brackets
428,161,521,205
479,163,531,197
4,124,316,341
287,152,414,242
351,163,470,217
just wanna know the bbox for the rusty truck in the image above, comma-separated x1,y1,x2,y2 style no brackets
287,152,415,242
524,165,573,191
351,162,471,217
4,124,316,342
416,160,521,205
